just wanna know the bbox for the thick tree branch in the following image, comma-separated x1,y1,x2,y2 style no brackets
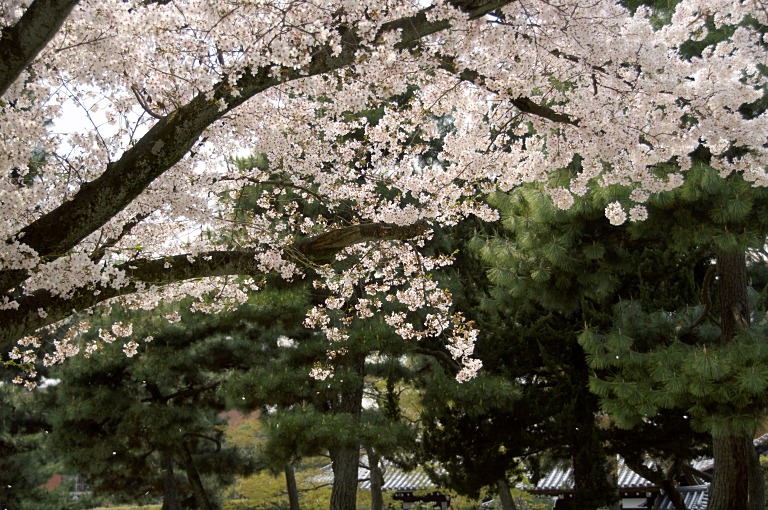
0,0,514,297
0,221,428,346
292,220,428,260
0,0,79,97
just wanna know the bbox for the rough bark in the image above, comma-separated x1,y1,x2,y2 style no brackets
709,250,763,510
329,446,361,510
329,353,366,510
160,452,182,510
0,0,80,96
367,448,384,510
285,463,301,510
496,478,519,510
716,251,749,344
711,434,751,510
178,439,214,510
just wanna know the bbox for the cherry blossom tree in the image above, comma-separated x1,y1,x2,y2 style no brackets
2,0,763,363
1,0,764,341
1,0,767,504
1,1,767,504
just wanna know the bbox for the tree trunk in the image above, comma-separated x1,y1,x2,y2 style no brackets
748,433,764,510
178,439,214,510
496,478,519,510
570,344,618,510
367,447,384,510
285,464,301,510
329,446,360,510
328,353,366,510
161,451,182,510
709,251,763,510
711,434,751,510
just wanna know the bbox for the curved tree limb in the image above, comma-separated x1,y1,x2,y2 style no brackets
435,54,579,126
0,220,428,346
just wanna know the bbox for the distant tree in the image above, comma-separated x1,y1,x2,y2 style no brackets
226,309,419,510
47,302,277,510
0,382,52,510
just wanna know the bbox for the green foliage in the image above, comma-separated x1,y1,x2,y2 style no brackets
482,162,768,439
414,215,621,510
0,382,61,510
47,301,283,508
581,308,768,436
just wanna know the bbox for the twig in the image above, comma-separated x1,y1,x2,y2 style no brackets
131,84,164,120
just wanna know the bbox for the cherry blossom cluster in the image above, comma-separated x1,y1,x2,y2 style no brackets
303,239,482,381
2,0,767,382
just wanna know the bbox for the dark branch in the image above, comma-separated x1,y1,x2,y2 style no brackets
292,220,428,260
142,381,221,404
131,84,164,120
436,54,578,126
0,0,79,97
183,431,223,453
90,212,153,262
0,221,428,346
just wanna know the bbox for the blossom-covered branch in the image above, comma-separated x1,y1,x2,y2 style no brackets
0,0,513,301
0,220,427,346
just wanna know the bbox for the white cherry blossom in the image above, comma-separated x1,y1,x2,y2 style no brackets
0,0,765,383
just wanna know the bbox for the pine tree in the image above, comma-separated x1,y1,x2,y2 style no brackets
416,216,624,510
225,308,419,510
0,382,52,510
480,162,768,508
47,301,282,509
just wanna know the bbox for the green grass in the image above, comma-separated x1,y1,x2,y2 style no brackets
90,506,162,510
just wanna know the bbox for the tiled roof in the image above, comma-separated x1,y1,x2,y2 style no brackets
358,459,436,491
316,456,439,492
754,433,768,455
529,458,656,493
654,485,709,510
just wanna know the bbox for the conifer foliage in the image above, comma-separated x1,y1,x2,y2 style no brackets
47,302,282,510
479,162,768,509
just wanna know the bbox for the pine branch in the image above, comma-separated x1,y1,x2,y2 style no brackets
681,463,713,483
686,264,718,332
141,381,220,404
183,431,222,453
